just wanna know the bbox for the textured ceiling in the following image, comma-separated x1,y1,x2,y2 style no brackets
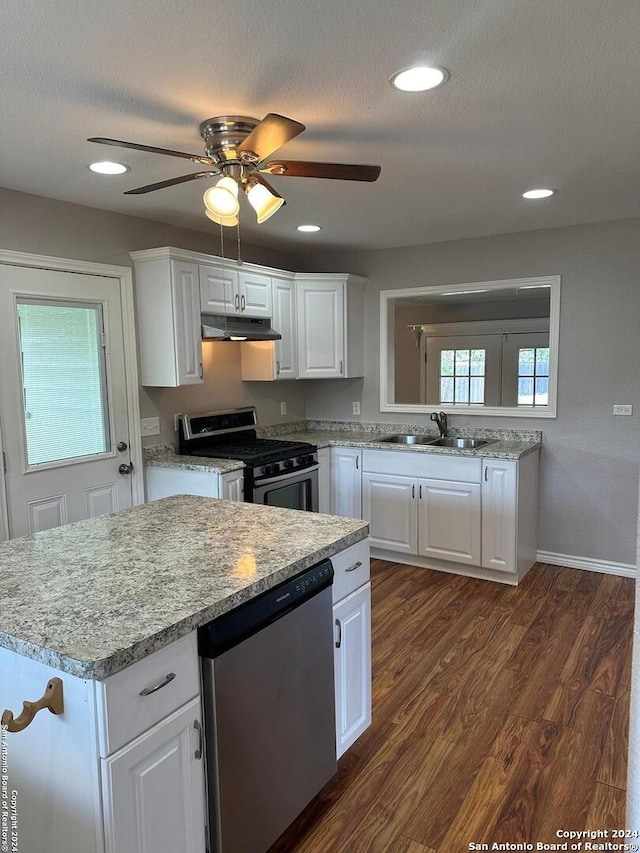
2,0,639,253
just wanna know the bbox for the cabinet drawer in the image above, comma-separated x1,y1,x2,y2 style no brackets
332,539,370,603
362,448,481,483
96,633,199,757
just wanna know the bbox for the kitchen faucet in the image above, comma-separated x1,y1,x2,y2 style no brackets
430,411,448,438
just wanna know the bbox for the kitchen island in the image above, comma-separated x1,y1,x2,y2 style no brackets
0,496,369,853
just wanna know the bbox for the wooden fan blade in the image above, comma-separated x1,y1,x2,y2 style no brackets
88,138,216,166
236,114,305,162
124,172,218,194
261,161,381,181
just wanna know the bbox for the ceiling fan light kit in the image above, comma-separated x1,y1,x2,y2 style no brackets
203,176,240,217
204,208,239,227
246,179,285,223
88,112,381,227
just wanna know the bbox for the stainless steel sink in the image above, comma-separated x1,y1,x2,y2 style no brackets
428,437,492,449
377,434,437,445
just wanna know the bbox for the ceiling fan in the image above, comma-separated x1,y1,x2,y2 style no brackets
88,113,381,226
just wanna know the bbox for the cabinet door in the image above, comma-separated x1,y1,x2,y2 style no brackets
318,447,331,513
418,478,481,565
330,447,362,517
481,459,517,573
102,697,206,853
221,470,244,501
272,277,297,379
172,261,203,385
334,583,372,758
362,471,418,554
238,270,272,317
199,264,239,314
297,281,345,378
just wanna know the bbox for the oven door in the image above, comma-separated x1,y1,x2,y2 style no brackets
252,465,319,512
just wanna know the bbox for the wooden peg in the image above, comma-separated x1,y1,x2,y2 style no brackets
2,677,64,733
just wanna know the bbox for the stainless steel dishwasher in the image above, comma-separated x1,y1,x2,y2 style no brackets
198,560,336,853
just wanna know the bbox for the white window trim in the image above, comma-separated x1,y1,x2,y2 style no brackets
0,250,143,542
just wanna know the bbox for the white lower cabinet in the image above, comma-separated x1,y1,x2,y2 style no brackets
418,478,481,565
334,583,372,759
331,539,371,759
330,447,362,517
145,466,244,503
101,697,206,853
481,458,518,573
362,472,417,553
361,447,538,583
318,447,331,513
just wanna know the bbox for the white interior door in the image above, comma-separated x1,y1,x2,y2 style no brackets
0,264,135,538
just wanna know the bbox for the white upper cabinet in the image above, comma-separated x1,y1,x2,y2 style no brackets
131,252,203,387
296,274,366,379
240,274,298,381
272,276,298,379
200,264,272,318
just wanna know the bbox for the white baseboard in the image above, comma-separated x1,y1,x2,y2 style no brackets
536,550,636,578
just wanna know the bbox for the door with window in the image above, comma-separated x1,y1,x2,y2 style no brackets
0,264,134,538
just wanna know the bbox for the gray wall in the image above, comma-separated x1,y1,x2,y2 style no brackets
0,188,307,444
302,218,640,566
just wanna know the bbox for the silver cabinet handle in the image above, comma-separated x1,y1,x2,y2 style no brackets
194,719,203,760
235,294,240,312
276,360,280,375
346,561,363,573
484,466,488,481
412,484,415,499
335,618,342,649
199,363,203,379
241,294,246,312
339,360,343,374
355,455,359,469
419,484,422,499
139,672,176,696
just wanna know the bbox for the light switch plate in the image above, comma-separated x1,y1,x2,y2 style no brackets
140,417,160,436
280,402,287,416
612,404,633,416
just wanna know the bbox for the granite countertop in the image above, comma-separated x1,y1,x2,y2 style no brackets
144,444,244,474
0,496,369,679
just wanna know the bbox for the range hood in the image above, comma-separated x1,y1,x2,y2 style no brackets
201,312,281,342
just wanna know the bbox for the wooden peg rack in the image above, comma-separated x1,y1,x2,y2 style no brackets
2,677,64,733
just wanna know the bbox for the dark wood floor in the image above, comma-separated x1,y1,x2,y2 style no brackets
271,560,634,853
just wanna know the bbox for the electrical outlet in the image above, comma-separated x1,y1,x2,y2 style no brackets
612,404,633,416
280,402,287,416
140,417,160,436
352,401,361,415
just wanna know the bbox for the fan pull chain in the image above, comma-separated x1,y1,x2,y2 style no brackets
219,222,224,264
236,221,243,266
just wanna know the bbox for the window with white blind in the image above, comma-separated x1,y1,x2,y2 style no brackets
16,298,110,467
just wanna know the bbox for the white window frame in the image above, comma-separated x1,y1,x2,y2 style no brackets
380,275,561,418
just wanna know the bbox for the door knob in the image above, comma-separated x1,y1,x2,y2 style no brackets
118,462,134,475
117,441,128,452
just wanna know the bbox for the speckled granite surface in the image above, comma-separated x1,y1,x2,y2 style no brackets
0,497,368,679
144,444,244,474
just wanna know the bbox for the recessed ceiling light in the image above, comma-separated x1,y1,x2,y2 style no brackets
297,224,322,233
522,188,555,199
389,65,449,92
89,161,129,175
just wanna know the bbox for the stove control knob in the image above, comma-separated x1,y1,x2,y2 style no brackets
283,459,294,469
268,463,280,475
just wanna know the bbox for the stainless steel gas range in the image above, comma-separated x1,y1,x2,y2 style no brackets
178,407,319,512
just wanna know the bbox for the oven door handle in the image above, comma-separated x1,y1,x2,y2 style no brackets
255,464,319,487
